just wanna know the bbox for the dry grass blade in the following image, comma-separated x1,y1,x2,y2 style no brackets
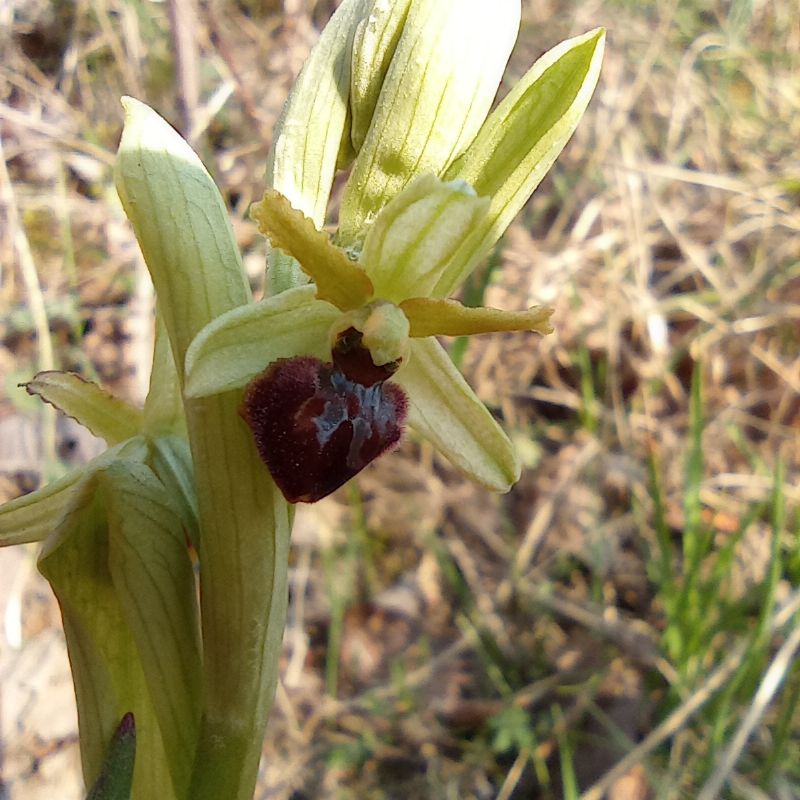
697,623,800,800
580,589,800,800
167,0,200,141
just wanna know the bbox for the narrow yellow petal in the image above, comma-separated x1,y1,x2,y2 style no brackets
251,190,373,311
400,297,553,338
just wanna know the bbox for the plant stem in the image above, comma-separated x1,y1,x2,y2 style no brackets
185,393,292,800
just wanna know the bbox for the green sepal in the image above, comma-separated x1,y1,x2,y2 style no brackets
86,713,136,800
396,337,520,492
360,174,489,303
435,28,606,297
24,371,143,445
184,285,339,399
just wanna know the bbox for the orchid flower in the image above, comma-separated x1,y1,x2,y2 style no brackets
185,5,605,502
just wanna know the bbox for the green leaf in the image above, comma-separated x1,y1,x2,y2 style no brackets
147,435,199,549
396,337,520,491
24,371,143,445
114,97,251,374
38,476,174,799
104,461,201,796
435,28,606,297
184,285,339,399
38,459,201,800
86,713,136,800
143,314,186,438
0,438,148,547
338,0,520,244
359,174,489,303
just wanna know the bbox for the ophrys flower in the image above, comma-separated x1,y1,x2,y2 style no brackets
198,177,554,501
184,7,605,502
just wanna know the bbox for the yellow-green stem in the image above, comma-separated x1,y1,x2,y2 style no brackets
185,394,291,800
115,97,293,799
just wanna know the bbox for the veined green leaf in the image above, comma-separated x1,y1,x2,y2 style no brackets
143,314,186,438
147,435,199,549
39,476,174,799
25,371,143,445
338,0,520,244
104,460,201,798
114,98,251,375
396,337,520,491
435,28,605,297
39,459,201,800
0,438,148,547
184,285,339,399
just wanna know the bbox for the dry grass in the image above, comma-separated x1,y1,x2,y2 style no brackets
1,1,799,798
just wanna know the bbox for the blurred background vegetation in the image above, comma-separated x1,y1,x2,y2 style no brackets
0,1,798,798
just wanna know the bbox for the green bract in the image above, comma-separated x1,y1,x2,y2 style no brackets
115,99,292,800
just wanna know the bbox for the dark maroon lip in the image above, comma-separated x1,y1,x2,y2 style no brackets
241,354,408,504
